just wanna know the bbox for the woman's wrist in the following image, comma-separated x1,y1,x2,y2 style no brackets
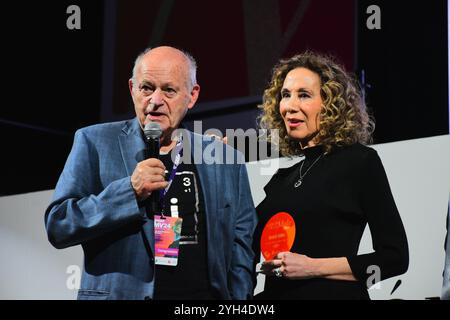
309,257,327,278
309,257,357,280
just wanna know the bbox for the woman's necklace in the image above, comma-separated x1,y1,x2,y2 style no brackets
294,153,324,188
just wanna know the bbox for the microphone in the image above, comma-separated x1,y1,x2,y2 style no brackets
144,121,162,158
144,122,163,215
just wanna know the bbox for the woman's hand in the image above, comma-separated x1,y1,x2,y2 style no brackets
260,252,318,280
260,252,357,281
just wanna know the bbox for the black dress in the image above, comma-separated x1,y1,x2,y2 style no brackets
254,144,409,300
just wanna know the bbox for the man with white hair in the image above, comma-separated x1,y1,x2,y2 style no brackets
45,46,257,300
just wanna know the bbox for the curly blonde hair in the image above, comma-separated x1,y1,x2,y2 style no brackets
259,51,375,156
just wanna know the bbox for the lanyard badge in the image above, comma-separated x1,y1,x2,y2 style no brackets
154,215,183,266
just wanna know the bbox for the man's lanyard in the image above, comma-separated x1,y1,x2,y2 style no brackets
159,140,183,217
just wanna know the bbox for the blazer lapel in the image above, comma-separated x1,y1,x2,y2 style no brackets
189,132,223,290
189,131,219,232
118,118,147,176
118,118,155,256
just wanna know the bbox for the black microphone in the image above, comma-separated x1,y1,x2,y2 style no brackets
144,122,163,215
144,121,162,158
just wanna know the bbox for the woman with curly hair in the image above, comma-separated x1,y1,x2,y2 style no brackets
254,51,409,300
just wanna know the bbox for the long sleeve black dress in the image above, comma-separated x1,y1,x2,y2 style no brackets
254,143,409,300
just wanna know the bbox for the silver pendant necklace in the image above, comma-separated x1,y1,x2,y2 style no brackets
294,153,324,188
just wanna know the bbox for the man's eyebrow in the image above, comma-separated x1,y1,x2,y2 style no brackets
139,80,153,86
138,80,180,90
162,82,180,89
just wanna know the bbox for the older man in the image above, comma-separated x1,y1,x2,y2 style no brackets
45,46,257,300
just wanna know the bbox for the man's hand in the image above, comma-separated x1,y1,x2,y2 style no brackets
206,134,228,144
131,158,168,201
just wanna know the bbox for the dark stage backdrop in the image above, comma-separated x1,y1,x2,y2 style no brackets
102,0,355,130
1,0,447,195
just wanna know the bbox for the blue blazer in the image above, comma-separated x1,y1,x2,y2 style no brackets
45,118,257,300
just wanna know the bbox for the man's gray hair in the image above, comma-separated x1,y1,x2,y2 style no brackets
131,47,198,89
